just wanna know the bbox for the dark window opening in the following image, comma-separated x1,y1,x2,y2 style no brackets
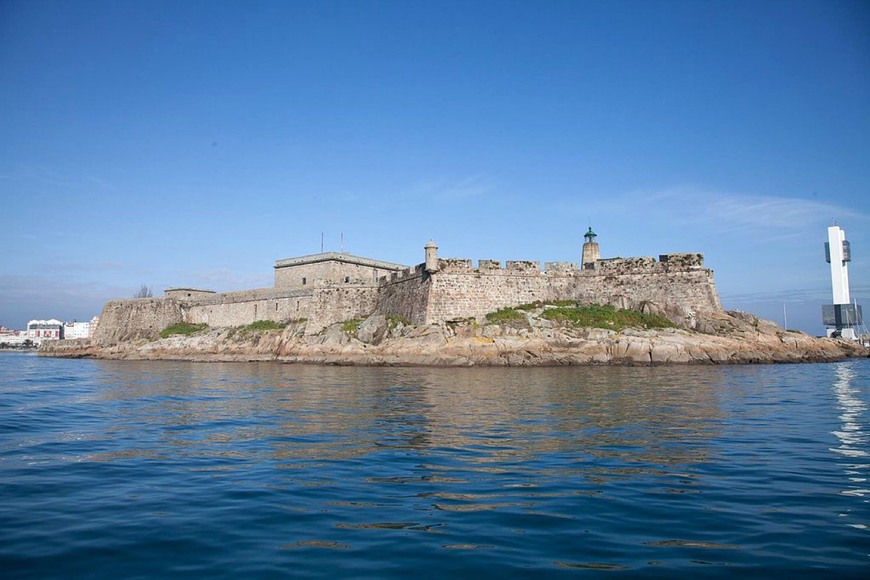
302,277,307,285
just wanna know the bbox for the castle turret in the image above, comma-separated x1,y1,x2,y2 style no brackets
581,227,600,269
425,240,439,273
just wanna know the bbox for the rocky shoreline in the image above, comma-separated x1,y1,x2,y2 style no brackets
40,309,868,366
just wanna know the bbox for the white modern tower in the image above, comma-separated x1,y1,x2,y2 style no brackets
823,225,861,339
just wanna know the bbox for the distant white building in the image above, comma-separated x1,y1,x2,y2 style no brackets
63,320,92,339
26,319,65,342
0,326,29,346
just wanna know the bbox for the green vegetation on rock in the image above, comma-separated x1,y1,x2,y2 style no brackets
341,319,362,334
387,315,411,329
485,307,525,323
243,320,287,332
541,303,674,330
484,302,675,331
160,322,208,338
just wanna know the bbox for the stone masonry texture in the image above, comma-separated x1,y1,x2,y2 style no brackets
93,250,723,344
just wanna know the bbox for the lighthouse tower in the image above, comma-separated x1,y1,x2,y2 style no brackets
581,227,600,269
823,225,862,339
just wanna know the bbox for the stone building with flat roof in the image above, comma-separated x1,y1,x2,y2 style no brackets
274,252,407,289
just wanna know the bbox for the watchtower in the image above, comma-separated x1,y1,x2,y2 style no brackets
424,240,439,273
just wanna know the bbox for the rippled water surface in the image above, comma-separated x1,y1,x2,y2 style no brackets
1,353,868,577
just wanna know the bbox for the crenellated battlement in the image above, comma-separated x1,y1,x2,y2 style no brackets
381,264,425,285
659,253,705,268
544,262,576,273
423,252,705,278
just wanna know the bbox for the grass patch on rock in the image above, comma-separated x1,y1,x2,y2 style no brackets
485,307,526,324
542,303,674,331
160,322,208,339
341,319,362,335
387,315,411,329
243,320,288,332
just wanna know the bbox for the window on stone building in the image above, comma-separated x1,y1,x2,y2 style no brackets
302,277,307,285
345,276,350,283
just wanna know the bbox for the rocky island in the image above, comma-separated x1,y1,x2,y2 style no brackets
40,233,868,365
42,304,867,365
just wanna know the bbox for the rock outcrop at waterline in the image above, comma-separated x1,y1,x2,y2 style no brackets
40,310,868,366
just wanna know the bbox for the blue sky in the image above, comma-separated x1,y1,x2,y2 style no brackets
1,0,868,334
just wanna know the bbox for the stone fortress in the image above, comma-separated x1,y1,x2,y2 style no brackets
92,229,724,344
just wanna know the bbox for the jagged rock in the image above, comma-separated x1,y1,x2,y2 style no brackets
319,325,349,346
482,325,501,338
357,314,388,345
39,309,869,366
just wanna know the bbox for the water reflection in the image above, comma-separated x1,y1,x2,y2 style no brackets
830,362,869,530
86,362,728,483
5,354,869,573
831,364,868,459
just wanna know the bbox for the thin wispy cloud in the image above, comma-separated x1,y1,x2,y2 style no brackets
1,166,116,193
700,194,865,232
412,174,494,203
36,261,125,273
85,175,116,190
584,186,869,238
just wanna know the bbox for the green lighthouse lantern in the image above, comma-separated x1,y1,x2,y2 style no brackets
584,226,597,244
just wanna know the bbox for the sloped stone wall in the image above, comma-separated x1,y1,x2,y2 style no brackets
91,298,184,345
376,266,430,325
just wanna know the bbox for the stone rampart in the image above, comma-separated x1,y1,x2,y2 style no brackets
425,266,554,322
376,265,430,325
422,254,722,324
165,288,215,299
506,260,539,272
544,262,576,273
305,286,380,331
92,298,184,345
184,294,312,328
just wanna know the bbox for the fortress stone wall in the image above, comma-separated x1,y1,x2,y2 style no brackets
91,239,724,345
412,254,720,325
91,298,185,345
183,288,313,328
376,265,431,325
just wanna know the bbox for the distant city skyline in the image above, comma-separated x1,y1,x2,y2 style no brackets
1,0,868,334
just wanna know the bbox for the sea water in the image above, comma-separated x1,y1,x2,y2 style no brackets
1,352,868,577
